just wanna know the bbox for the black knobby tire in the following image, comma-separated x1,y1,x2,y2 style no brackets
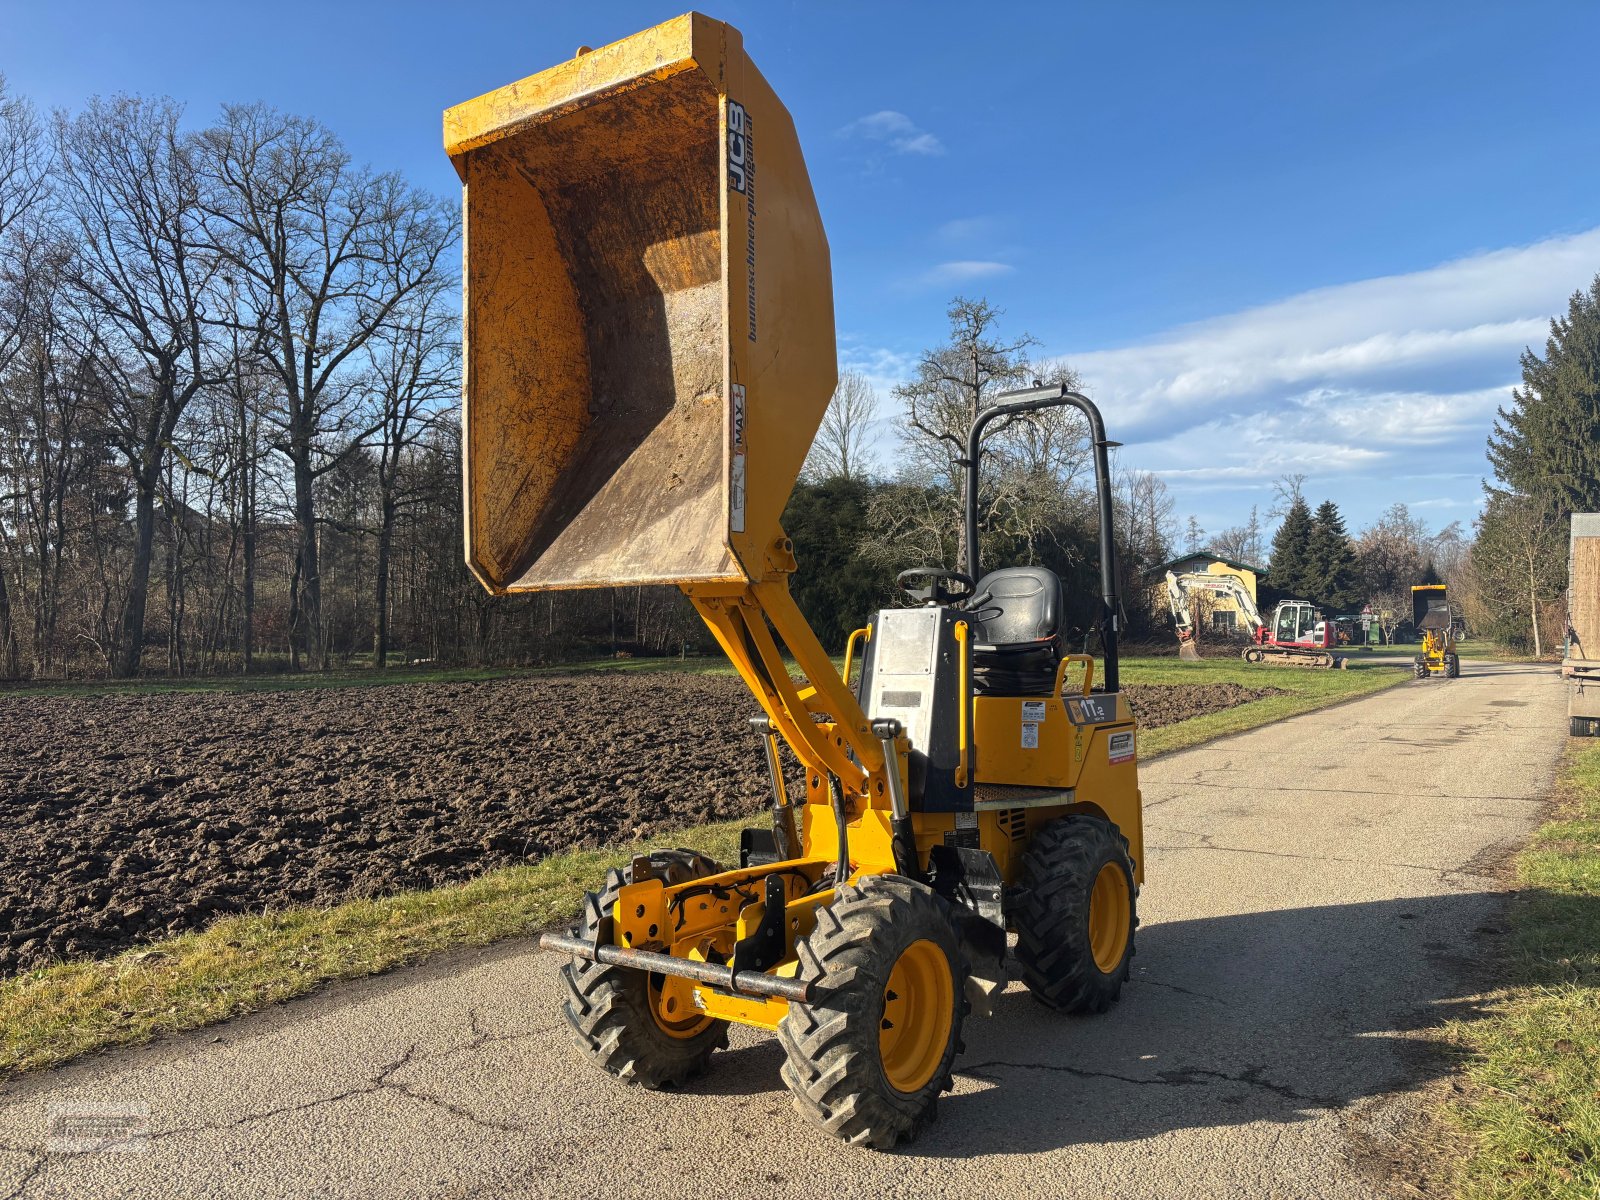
561,848,728,1089
1414,660,1429,680
1014,814,1137,1013
778,876,967,1149
1446,654,1460,678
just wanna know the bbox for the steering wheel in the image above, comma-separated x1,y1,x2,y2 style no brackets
896,568,975,607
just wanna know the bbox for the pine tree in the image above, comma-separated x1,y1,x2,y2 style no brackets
1305,500,1361,609
1488,275,1600,518
1268,496,1314,597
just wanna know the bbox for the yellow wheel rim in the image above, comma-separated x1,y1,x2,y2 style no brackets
647,974,713,1040
1089,862,1132,974
879,938,954,1093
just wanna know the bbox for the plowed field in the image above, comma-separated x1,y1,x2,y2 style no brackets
0,673,1278,974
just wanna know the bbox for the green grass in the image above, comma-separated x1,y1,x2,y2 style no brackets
1445,742,1600,1198
1120,653,1408,757
0,649,1408,1080
0,821,748,1076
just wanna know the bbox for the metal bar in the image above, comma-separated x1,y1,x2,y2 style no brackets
539,931,813,1003
750,715,798,861
872,717,921,880
964,385,1122,694
954,619,970,787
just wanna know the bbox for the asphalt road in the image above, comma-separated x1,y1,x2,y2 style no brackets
0,660,1567,1200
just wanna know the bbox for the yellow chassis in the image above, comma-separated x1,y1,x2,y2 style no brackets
539,541,1144,1034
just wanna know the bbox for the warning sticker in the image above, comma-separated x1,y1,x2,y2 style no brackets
1108,730,1135,765
1021,722,1039,749
1021,700,1047,723
730,384,747,534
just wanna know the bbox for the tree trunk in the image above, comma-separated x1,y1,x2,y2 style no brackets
1530,570,1542,658
0,566,18,679
293,452,323,670
373,494,395,670
114,463,160,678
241,473,255,674
287,547,302,673
240,410,256,675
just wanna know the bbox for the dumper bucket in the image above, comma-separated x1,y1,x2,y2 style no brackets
444,14,836,593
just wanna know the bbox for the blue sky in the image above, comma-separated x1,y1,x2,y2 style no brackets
5,1,1599,537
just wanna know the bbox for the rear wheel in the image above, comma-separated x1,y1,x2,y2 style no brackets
1015,814,1137,1013
560,849,728,1089
1446,654,1460,678
778,876,965,1149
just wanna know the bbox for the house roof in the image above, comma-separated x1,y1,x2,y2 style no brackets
1146,552,1268,578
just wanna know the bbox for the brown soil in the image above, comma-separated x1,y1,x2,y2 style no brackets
0,672,1280,976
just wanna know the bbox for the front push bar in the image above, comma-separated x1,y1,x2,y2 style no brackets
539,931,814,1004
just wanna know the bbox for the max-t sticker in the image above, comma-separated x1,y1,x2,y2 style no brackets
1108,730,1135,764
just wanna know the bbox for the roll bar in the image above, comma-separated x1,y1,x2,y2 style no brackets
962,384,1123,693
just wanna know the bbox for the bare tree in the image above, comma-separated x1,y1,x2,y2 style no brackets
54,95,226,676
887,297,1086,571
1268,473,1308,521
1209,505,1265,565
1356,502,1432,600
1114,466,1176,572
1369,588,1407,644
0,77,50,375
1182,515,1205,554
363,282,457,669
199,104,454,670
1472,489,1564,656
804,369,879,482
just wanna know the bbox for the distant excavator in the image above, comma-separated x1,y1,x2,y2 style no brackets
1165,571,1345,669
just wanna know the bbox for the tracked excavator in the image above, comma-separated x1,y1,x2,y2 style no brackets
445,15,1146,1149
1165,571,1344,668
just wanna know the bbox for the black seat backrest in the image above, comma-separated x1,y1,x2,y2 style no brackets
973,566,1062,650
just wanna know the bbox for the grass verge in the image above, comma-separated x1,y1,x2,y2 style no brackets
0,821,748,1076
1122,653,1407,757
1444,741,1600,1199
0,654,1408,1080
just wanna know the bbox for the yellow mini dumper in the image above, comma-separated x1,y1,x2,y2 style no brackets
1411,584,1460,679
444,14,1145,1148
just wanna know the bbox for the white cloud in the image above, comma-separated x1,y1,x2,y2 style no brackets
936,215,998,243
838,341,916,403
1043,227,1600,528
838,110,944,156
918,260,1014,286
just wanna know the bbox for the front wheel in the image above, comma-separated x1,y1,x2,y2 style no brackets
1446,654,1460,678
560,849,729,1089
779,876,966,1149
1014,814,1137,1013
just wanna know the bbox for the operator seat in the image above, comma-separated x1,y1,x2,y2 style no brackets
970,566,1063,695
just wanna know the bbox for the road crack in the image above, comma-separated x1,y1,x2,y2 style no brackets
1137,977,1230,1006
0,1143,45,1200
135,1009,545,1147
